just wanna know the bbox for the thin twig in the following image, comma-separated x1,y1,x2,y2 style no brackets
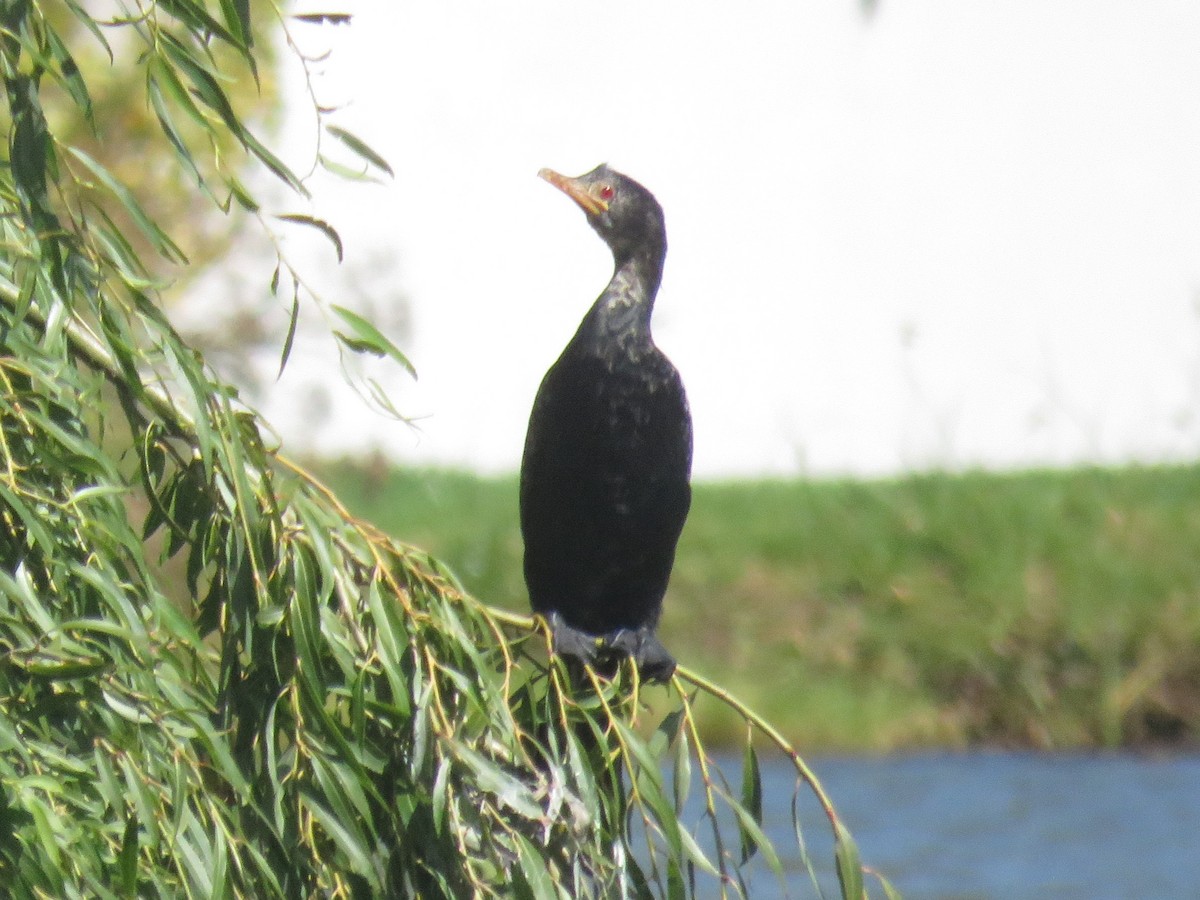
673,664,845,831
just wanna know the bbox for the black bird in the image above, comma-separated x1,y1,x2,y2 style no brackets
520,164,692,682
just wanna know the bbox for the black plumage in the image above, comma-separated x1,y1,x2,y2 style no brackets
520,164,692,682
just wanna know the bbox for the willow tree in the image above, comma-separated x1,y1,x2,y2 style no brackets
0,3,893,898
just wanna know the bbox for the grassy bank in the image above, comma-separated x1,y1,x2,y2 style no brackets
316,461,1200,752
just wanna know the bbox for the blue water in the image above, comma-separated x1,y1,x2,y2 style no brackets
752,752,1200,899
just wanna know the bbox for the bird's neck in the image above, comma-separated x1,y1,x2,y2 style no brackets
588,246,664,346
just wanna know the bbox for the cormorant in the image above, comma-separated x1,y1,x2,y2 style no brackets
520,164,692,683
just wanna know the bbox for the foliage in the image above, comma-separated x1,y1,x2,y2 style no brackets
0,3,891,898
0,0,282,287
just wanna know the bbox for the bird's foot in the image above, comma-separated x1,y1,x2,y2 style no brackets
606,627,676,683
546,612,607,670
544,614,675,683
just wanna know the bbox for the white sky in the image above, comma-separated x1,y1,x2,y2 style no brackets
248,1,1200,478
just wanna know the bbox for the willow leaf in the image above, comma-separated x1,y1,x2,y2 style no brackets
243,128,309,196
276,214,344,262
739,740,763,863
64,0,113,60
277,280,301,379
148,77,205,190
326,125,394,177
292,13,353,25
45,28,93,125
217,0,253,50
512,833,560,900
835,819,866,900
331,304,417,377
158,0,243,51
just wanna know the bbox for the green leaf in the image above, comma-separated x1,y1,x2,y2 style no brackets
512,833,560,900
876,871,905,900
64,0,114,60
9,75,51,206
277,280,301,379
276,214,344,262
310,754,377,839
614,719,682,859
331,304,417,378
292,13,353,25
326,125,394,177
118,815,139,895
158,0,244,51
739,740,763,863
834,819,865,900
677,825,721,879
448,741,543,821
174,822,216,896
15,655,109,680
671,722,691,814
218,0,254,49
243,127,310,197
431,754,452,833
666,856,686,900
317,153,386,184
727,792,783,878
148,53,208,133
27,797,63,870
224,173,261,212
45,27,94,126
148,73,206,192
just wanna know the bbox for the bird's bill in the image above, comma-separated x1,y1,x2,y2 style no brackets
538,168,609,215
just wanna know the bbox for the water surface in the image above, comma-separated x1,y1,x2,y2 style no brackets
760,752,1200,899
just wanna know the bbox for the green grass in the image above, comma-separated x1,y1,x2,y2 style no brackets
315,461,1200,752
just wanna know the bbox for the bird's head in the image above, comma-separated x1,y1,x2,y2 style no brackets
538,164,666,263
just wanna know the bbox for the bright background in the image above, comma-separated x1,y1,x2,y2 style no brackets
242,1,1200,479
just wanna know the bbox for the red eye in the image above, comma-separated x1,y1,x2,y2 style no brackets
599,184,615,201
